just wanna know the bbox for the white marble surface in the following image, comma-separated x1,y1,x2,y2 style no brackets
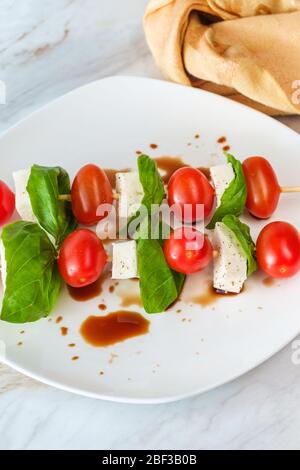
1,0,300,451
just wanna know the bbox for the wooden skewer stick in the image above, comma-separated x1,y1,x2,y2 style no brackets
106,252,218,263
58,194,71,201
107,252,217,263
280,186,300,193
58,192,120,201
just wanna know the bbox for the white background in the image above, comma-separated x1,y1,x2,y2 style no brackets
1,0,300,450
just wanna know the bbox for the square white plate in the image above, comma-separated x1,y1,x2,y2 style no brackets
0,76,300,403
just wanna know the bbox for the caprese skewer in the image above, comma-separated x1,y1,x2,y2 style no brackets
1,152,300,324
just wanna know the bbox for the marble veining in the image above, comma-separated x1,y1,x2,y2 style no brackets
1,0,300,450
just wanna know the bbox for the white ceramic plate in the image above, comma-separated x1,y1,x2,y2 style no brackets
1,76,300,404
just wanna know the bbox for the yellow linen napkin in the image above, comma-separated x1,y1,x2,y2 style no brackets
144,0,300,115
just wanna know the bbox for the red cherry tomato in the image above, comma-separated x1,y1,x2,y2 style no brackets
163,227,213,274
242,157,281,219
0,180,15,227
58,229,107,287
167,167,214,222
256,222,300,278
71,164,113,225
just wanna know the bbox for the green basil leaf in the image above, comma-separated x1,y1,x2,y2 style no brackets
137,238,184,314
172,268,186,294
1,221,61,323
127,155,166,235
222,214,257,277
126,154,163,233
133,156,184,313
156,222,186,294
207,153,247,229
138,154,166,212
27,164,77,247
136,218,185,313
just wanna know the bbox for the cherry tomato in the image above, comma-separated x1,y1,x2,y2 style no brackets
0,180,15,227
243,156,281,219
71,164,113,225
167,167,214,222
58,229,107,287
163,227,213,274
256,221,300,278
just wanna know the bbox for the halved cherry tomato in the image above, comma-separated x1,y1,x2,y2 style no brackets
58,229,107,287
167,167,214,222
0,180,15,227
243,157,281,219
163,227,213,274
256,221,300,278
71,164,113,225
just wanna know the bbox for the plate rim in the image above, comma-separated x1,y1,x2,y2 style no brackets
1,330,298,404
1,75,299,143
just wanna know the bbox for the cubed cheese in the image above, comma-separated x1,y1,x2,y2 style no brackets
112,240,138,279
0,239,6,291
115,172,144,219
210,163,235,207
213,222,247,293
13,168,37,223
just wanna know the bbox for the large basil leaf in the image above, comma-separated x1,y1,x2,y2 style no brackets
127,155,165,235
222,215,257,277
138,154,166,212
27,164,77,247
137,238,184,314
133,155,184,313
136,208,185,313
172,268,186,296
1,221,61,323
207,153,247,229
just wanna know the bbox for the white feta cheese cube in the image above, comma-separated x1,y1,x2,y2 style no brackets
210,163,235,207
112,240,138,279
13,168,37,223
0,239,7,291
115,172,144,219
213,222,247,294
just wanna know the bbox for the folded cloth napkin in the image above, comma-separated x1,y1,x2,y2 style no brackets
144,0,300,115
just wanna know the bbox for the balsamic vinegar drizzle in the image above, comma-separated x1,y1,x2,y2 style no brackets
80,311,150,347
